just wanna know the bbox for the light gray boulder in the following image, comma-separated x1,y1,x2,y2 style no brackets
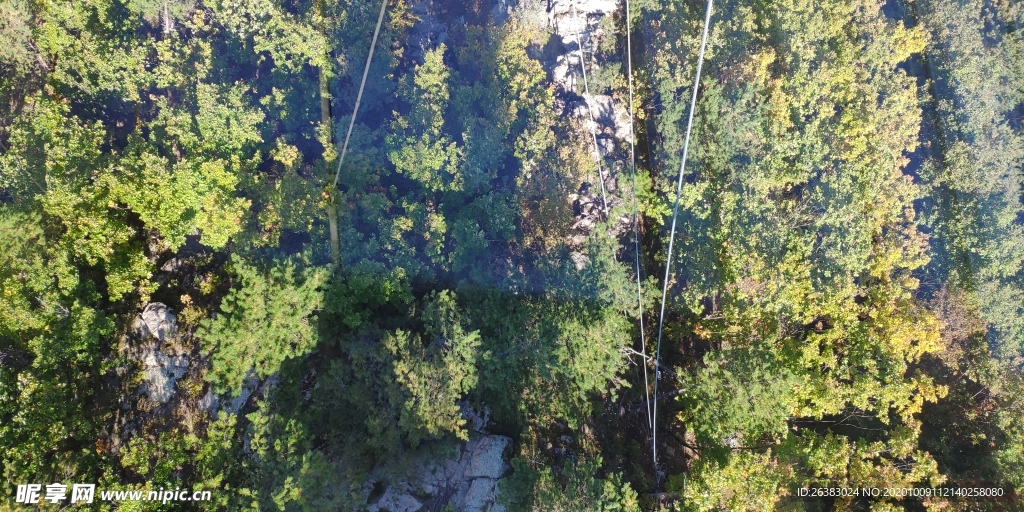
462,478,499,512
139,302,177,342
467,436,510,479
139,346,189,404
375,487,423,512
130,303,188,404
365,434,511,511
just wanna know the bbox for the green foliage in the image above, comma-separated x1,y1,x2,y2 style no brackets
883,0,1024,496
0,293,113,485
464,231,637,431
243,401,359,511
502,456,640,512
673,451,785,512
0,0,343,503
680,348,799,445
1,77,260,298
314,288,481,456
386,290,481,445
914,287,1024,495
4,0,1022,506
994,391,1024,489
199,255,325,395
0,208,73,339
322,261,413,332
389,44,463,192
0,204,115,489
640,0,963,502
0,0,35,76
115,412,240,509
208,0,330,71
913,0,1024,358
241,156,325,248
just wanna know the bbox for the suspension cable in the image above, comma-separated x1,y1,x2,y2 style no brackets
334,0,389,188
624,0,653,434
571,3,609,215
651,0,714,479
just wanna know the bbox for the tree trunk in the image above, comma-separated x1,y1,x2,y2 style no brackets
319,64,341,264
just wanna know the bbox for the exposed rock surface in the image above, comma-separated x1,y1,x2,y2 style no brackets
467,435,510,478
375,489,424,512
544,0,632,145
522,0,635,236
408,0,450,62
130,303,188,404
138,302,177,343
365,434,511,512
139,347,189,404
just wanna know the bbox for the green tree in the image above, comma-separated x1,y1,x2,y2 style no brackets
315,288,480,455
913,0,1024,358
389,44,463,192
502,456,641,512
386,290,481,445
0,0,36,77
643,0,951,501
208,0,329,72
672,451,786,512
199,255,326,395
242,401,359,511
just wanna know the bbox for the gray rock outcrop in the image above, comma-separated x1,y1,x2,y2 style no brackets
138,302,177,343
522,0,634,236
130,303,188,404
365,434,511,512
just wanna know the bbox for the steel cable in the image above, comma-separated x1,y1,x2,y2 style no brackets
651,0,714,478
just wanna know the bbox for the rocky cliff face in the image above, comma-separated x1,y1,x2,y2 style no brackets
131,302,189,405
528,0,637,237
365,435,512,512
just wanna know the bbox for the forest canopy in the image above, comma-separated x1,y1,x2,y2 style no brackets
0,0,1021,510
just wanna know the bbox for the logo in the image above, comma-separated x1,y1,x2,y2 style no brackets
15,484,95,505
